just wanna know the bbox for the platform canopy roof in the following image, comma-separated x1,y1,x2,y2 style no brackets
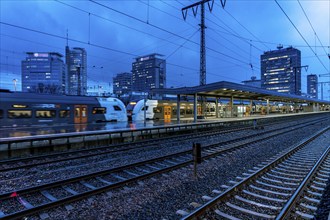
150,81,330,104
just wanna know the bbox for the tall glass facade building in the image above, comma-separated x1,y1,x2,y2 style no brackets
261,46,301,95
307,74,318,99
65,47,87,95
113,72,132,97
21,52,65,94
132,53,166,93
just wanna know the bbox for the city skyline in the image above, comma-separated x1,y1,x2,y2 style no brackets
1,0,329,99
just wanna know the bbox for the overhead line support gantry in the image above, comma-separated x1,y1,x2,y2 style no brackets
181,0,226,86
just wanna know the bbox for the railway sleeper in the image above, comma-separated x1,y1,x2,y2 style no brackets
294,210,315,219
227,201,276,219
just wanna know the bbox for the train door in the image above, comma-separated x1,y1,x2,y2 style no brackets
74,105,88,124
197,106,202,115
164,106,171,121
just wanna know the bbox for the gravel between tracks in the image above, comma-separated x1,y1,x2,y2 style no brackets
0,120,303,193
25,122,330,219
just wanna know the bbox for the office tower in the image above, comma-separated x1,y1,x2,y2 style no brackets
113,72,132,97
21,52,66,94
132,53,166,92
66,47,87,95
307,74,318,99
261,46,301,95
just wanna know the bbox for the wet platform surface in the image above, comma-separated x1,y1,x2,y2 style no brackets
0,112,320,139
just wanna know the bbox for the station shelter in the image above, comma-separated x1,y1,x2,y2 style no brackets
150,81,330,123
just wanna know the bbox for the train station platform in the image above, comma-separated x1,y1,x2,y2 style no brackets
0,111,327,139
0,111,328,159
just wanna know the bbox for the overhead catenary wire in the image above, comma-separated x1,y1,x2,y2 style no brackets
88,0,253,66
57,0,253,71
0,25,203,87
151,0,258,58
55,0,191,51
222,7,271,51
2,1,328,87
165,29,199,60
297,0,328,57
275,0,329,73
57,0,205,72
0,22,243,85
162,0,262,66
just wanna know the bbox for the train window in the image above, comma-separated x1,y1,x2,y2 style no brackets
141,106,148,111
113,105,122,111
82,107,87,117
153,107,162,113
75,108,80,117
36,110,56,118
172,108,177,115
180,109,185,115
8,110,32,118
93,107,106,114
60,110,70,118
0,109,3,119
186,109,193,114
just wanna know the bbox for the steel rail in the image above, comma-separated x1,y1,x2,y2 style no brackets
1,124,328,219
0,123,247,167
1,123,326,219
1,116,324,173
181,126,330,220
276,145,330,219
0,117,248,158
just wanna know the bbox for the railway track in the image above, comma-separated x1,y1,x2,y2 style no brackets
179,127,330,220
0,116,326,173
0,122,328,219
0,117,326,193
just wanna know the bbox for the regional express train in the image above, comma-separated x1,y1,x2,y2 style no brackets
131,99,290,121
132,99,217,121
0,90,127,127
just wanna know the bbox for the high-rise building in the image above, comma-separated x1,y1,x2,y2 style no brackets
307,74,318,99
113,72,132,96
21,52,66,94
132,53,166,92
261,46,301,95
65,46,87,95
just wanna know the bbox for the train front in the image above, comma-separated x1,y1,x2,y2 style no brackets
97,97,128,122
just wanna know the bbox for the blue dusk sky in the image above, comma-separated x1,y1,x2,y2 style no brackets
0,0,329,98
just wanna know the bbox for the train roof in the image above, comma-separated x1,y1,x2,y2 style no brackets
0,92,101,104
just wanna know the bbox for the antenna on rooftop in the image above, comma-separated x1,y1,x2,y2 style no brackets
277,44,283,50
66,29,69,47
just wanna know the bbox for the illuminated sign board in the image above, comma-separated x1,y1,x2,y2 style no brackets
31,104,56,108
33,53,49,58
12,105,28,108
140,56,150,61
